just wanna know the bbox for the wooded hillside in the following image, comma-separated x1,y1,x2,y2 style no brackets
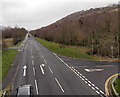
30,4,120,58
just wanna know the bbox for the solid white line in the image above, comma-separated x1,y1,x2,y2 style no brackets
40,65,45,74
44,59,47,64
55,78,64,92
32,60,34,65
35,80,38,95
33,67,35,76
48,66,53,74
54,53,69,67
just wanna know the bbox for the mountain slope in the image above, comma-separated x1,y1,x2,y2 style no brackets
30,4,120,58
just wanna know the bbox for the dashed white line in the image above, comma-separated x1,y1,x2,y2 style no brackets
88,81,91,84
55,78,64,93
96,91,100,94
85,81,88,84
92,83,95,86
88,84,91,87
33,67,36,76
95,87,99,90
48,66,53,74
35,80,39,95
100,90,104,94
91,87,95,90
32,60,34,65
40,64,45,74
44,59,47,64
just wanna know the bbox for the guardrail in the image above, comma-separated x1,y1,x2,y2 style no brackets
112,75,120,97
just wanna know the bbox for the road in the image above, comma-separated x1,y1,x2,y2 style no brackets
11,34,106,96
59,55,119,93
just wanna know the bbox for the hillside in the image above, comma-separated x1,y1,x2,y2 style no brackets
30,4,120,58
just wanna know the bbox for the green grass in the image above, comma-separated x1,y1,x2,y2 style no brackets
35,37,96,60
11,41,22,47
2,49,18,81
115,77,120,93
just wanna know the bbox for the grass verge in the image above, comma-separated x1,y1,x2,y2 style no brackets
114,77,120,93
35,37,97,60
2,49,18,81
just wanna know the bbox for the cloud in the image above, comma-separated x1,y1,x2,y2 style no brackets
1,0,119,30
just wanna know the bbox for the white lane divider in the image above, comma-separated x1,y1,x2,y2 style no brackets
40,64,45,75
48,66,53,74
32,60,34,65
33,67,36,76
35,80,39,95
55,78,64,93
23,65,27,77
44,59,47,64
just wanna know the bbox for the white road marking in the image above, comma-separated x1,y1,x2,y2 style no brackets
82,78,84,81
53,53,105,95
92,83,95,86
95,87,99,90
88,81,91,83
53,53,69,67
85,81,88,84
84,69,104,72
44,59,47,64
23,65,27,77
91,87,95,90
35,80,38,95
32,60,34,65
48,66,53,74
100,90,104,94
33,67,36,76
88,84,91,87
96,91,100,94
40,64,45,74
55,78,64,92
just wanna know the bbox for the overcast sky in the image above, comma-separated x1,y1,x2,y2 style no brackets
0,0,119,30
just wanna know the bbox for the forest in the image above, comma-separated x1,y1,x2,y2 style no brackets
30,4,120,58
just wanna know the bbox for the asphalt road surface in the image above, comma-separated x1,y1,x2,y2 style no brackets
59,55,119,93
11,34,108,96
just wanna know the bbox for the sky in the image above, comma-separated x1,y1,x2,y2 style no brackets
0,0,119,30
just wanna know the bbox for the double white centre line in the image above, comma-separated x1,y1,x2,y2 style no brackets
55,78,64,93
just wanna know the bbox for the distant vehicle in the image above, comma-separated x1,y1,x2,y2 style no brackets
17,85,32,96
